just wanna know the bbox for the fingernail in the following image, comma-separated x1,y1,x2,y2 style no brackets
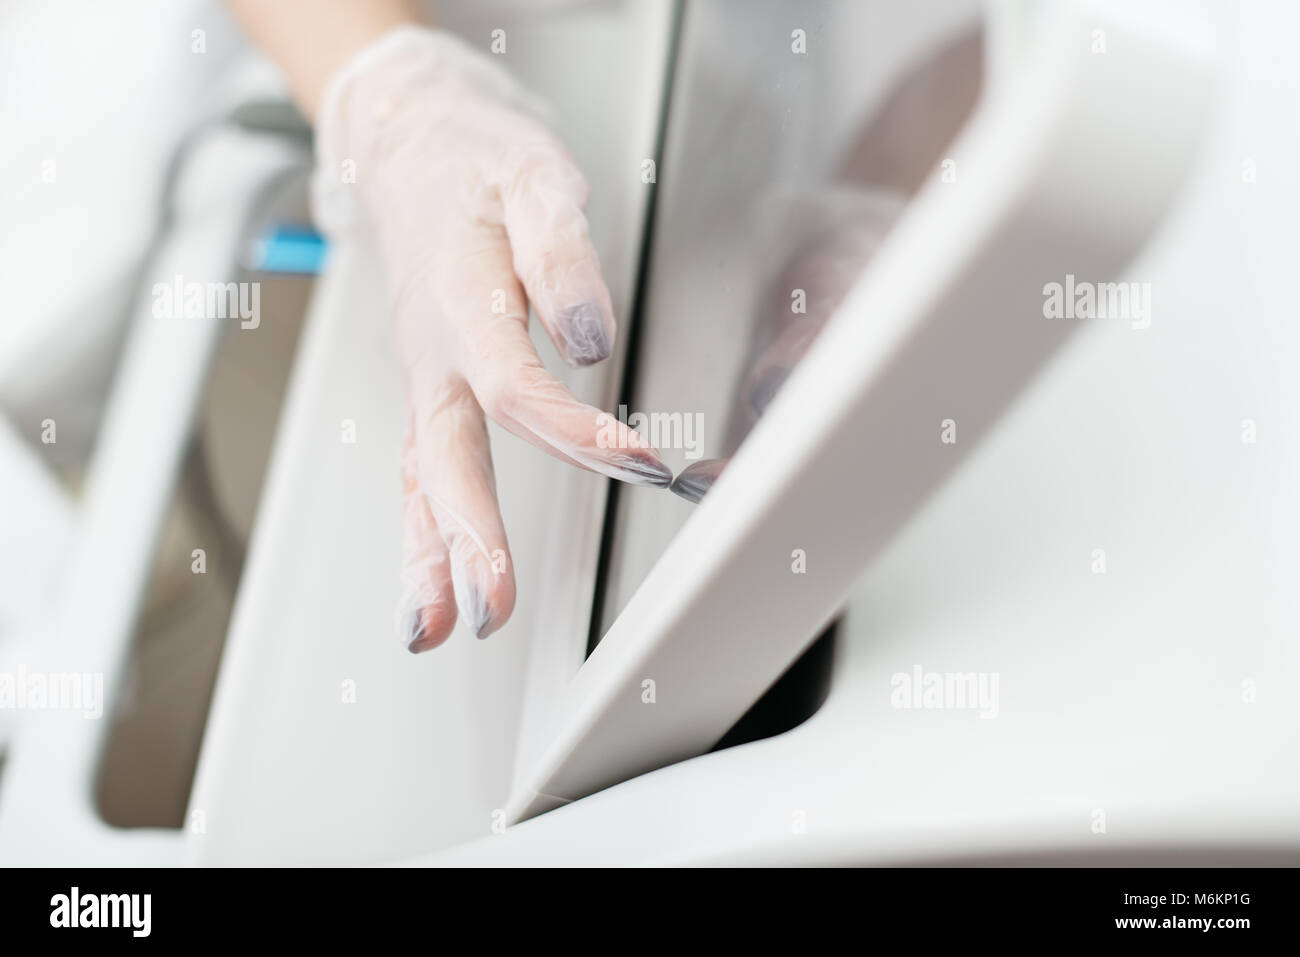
750,366,791,416
611,453,673,488
465,581,494,639
406,608,434,654
670,458,727,504
557,301,612,366
450,557,500,640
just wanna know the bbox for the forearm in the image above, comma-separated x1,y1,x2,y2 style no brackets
222,0,427,119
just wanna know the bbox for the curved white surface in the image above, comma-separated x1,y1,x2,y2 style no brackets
423,0,1300,865
190,0,1299,866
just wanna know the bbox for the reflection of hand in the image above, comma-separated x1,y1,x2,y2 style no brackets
738,207,900,430
313,28,671,649
670,457,727,504
673,203,899,505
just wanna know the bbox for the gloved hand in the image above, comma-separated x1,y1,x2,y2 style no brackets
313,27,670,650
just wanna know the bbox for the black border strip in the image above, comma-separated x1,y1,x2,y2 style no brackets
585,1,687,657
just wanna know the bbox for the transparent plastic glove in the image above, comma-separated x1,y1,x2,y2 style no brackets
313,27,671,648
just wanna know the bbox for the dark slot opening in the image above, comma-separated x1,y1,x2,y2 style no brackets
712,623,837,752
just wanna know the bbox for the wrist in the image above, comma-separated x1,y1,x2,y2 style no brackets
296,10,425,119
310,26,547,237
